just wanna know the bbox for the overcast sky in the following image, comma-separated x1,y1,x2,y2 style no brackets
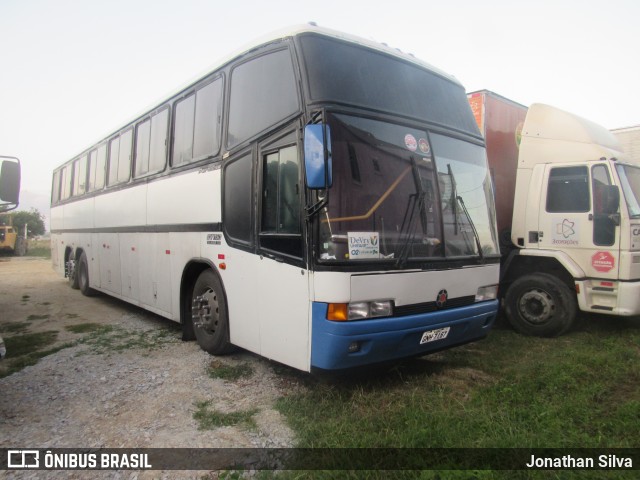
1,0,639,218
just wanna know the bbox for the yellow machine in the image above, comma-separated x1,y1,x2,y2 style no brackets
0,216,27,256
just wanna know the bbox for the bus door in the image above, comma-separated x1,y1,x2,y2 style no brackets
256,133,310,370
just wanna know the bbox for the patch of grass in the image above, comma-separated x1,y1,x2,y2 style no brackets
26,314,49,321
273,318,640,478
65,323,104,334
27,244,52,259
207,360,253,381
4,330,58,357
0,330,74,378
77,324,177,354
193,400,258,430
1,321,31,334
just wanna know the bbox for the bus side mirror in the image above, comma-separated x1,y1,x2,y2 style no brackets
304,124,332,190
0,157,21,212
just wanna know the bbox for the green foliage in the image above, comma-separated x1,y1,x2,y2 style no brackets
0,330,73,378
7,208,46,237
207,360,254,381
193,400,258,430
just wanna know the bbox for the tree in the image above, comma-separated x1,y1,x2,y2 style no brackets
10,209,46,238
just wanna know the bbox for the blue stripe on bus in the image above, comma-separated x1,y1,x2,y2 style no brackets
310,300,498,370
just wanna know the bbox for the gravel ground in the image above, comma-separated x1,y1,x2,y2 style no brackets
0,257,302,479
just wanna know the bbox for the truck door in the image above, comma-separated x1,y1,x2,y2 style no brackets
538,164,620,279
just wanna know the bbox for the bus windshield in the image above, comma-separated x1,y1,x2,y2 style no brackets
317,113,499,263
616,164,640,218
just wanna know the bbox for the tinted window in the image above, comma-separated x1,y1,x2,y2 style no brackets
193,80,222,159
227,49,299,148
173,95,195,165
108,136,120,185
172,78,222,166
94,144,107,190
546,166,589,213
52,170,61,204
135,119,152,177
149,109,169,172
61,165,71,200
299,34,479,136
224,153,253,245
118,129,133,183
135,109,168,177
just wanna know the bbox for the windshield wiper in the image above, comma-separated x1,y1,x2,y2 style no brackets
447,163,484,261
396,156,427,268
456,195,484,261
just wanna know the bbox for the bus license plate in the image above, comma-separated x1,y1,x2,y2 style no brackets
420,327,450,345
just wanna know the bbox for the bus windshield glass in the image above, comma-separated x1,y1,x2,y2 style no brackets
317,113,499,263
616,164,640,218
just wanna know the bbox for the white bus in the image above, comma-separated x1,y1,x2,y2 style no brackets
51,25,500,372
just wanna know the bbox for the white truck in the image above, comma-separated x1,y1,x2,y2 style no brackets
469,90,640,336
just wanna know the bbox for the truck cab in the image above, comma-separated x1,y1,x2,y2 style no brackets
504,104,640,335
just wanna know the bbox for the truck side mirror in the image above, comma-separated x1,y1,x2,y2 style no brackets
304,124,332,190
602,185,620,215
0,157,21,212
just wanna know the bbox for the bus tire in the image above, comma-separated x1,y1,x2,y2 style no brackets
191,269,235,355
78,251,96,297
67,251,80,290
504,272,576,337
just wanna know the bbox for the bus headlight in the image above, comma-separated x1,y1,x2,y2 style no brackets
327,300,393,321
475,285,498,302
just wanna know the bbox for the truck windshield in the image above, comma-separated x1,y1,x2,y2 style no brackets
317,113,499,263
616,164,640,218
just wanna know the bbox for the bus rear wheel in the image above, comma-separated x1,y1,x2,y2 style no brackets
67,251,80,290
504,272,576,337
78,251,96,297
191,270,235,355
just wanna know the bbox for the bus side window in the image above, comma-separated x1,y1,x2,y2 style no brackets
223,152,253,247
260,145,302,258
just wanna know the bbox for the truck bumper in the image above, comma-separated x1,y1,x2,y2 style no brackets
310,300,498,370
577,279,640,316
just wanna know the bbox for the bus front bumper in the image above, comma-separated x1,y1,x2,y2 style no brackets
310,300,498,370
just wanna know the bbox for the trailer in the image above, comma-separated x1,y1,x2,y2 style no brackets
469,90,640,336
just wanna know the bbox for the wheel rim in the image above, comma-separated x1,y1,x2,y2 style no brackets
518,288,555,325
192,288,220,334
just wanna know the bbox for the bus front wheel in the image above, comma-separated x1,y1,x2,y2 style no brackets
191,270,235,355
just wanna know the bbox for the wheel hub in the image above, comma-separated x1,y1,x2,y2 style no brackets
518,289,554,325
192,290,219,332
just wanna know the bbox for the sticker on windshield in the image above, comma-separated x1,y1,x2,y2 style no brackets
418,138,431,156
348,232,380,260
404,134,417,152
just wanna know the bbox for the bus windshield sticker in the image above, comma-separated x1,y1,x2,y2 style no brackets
404,134,417,152
418,138,431,157
347,232,380,260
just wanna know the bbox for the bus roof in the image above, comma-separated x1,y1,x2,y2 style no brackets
57,24,462,168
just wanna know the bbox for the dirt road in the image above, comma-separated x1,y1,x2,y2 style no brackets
0,256,297,478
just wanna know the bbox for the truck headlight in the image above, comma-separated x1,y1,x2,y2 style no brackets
327,300,393,321
475,285,498,302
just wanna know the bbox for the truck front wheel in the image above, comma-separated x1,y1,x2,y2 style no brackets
504,272,576,337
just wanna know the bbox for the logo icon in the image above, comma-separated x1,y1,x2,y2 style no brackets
8,450,40,469
436,289,448,308
557,219,576,239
